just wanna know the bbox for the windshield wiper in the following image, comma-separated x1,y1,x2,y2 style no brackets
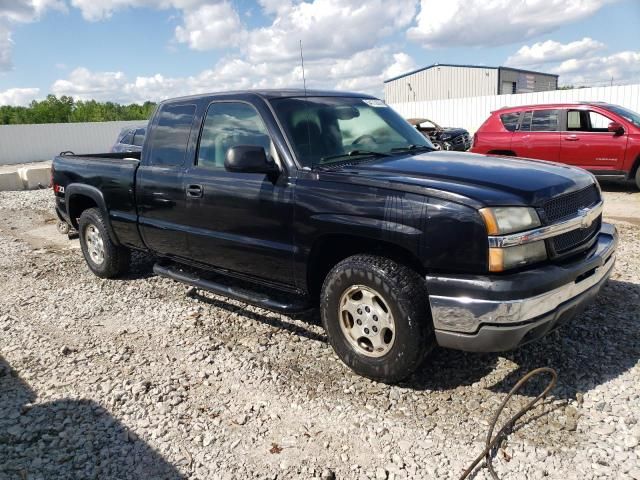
390,144,435,154
320,149,392,164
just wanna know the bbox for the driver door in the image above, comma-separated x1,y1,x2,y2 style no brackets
181,100,296,286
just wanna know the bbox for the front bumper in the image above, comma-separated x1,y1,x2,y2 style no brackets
427,223,618,352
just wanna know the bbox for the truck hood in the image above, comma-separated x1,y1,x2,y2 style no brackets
327,151,595,207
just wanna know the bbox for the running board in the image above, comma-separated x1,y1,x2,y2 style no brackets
153,263,312,314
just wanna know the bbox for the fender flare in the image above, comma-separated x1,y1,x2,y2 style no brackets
65,183,121,246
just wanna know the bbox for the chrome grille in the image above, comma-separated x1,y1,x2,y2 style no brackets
552,215,601,254
541,185,600,223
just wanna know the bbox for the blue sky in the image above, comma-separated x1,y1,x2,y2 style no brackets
0,0,639,105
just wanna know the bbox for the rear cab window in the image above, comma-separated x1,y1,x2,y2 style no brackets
148,104,197,166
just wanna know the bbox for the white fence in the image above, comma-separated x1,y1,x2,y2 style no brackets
388,84,640,135
0,120,145,165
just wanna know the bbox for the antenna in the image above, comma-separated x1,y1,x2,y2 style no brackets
299,40,308,95
299,39,312,169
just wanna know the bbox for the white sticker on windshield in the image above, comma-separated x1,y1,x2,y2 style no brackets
362,99,387,108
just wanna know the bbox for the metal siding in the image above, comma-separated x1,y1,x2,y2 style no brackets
388,83,640,134
384,66,498,102
0,120,145,165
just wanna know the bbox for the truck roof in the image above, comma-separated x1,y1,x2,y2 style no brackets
159,89,378,104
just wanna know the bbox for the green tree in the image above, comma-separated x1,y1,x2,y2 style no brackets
0,95,157,125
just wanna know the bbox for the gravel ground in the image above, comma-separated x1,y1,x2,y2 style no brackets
0,187,638,480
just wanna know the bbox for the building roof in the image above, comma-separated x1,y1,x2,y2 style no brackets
383,63,559,84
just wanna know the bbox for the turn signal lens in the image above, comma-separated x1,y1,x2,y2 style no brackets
489,241,547,272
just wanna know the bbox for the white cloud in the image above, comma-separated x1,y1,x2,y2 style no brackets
504,36,640,87
0,0,64,70
383,53,417,80
68,0,206,21
0,87,40,106
0,24,11,71
407,0,613,48
553,50,640,86
246,0,418,63
175,2,245,50
50,47,416,104
50,0,421,103
505,37,605,67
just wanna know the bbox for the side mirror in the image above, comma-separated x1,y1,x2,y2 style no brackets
224,145,279,174
608,121,625,135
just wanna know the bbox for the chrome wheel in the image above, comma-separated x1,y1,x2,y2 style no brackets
84,224,105,265
338,285,395,358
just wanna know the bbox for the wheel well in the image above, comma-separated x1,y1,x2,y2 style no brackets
68,195,98,229
306,234,424,300
487,150,516,156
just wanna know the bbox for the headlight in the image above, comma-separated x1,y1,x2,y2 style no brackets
479,207,541,235
480,207,546,272
489,241,547,272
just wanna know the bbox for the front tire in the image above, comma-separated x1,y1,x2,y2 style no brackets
78,208,130,278
320,254,434,383
635,167,640,191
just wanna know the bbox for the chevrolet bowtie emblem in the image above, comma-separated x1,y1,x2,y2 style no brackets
578,207,595,229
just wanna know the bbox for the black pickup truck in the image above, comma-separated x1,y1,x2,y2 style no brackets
52,90,617,383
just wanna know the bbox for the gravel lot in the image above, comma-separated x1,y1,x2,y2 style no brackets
1,185,639,480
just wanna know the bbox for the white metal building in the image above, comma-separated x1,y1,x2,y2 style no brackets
384,64,558,104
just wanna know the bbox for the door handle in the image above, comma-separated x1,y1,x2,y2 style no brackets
565,135,579,141
186,184,203,198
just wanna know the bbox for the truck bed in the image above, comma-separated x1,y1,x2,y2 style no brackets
52,151,143,249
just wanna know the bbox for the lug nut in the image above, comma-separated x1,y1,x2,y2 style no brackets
372,326,378,333
364,328,370,334
356,319,362,325
357,308,362,315
373,315,378,321
365,306,370,313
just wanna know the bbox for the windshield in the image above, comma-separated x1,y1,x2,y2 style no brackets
603,104,640,128
270,96,434,168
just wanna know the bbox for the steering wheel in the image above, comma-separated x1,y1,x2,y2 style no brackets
352,134,378,145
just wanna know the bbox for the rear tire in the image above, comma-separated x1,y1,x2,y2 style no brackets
78,208,130,278
635,167,640,191
320,254,434,383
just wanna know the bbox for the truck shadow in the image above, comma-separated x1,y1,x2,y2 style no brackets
407,279,640,399
190,290,327,344
0,355,184,479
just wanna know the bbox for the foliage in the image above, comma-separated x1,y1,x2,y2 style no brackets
0,95,157,125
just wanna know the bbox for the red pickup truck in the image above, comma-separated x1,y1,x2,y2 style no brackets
471,102,640,189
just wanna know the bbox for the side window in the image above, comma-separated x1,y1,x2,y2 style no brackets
149,104,196,166
520,111,533,132
566,110,613,132
500,112,521,132
132,129,145,146
567,110,584,130
531,109,559,132
197,102,271,169
588,111,612,131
